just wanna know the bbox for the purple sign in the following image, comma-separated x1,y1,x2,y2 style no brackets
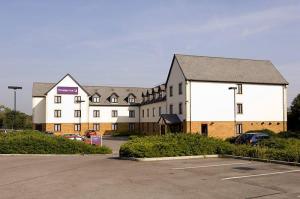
57,86,78,95
91,136,102,146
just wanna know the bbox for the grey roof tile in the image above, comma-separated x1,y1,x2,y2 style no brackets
175,54,288,85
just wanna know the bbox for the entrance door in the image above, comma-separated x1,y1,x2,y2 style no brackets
161,125,166,135
201,124,208,136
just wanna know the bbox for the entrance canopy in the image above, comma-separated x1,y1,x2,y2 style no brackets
158,114,181,125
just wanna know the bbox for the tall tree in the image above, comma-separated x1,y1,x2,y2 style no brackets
288,94,300,130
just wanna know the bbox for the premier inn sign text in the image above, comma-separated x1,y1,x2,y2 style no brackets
57,87,78,95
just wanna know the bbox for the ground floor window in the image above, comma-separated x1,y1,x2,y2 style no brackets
74,124,81,131
112,123,118,131
93,123,100,131
236,123,243,134
152,123,156,132
54,124,61,132
129,123,135,132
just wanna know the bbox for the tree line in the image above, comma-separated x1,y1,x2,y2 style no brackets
0,105,32,130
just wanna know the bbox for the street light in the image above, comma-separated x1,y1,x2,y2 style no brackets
8,86,22,130
228,87,237,135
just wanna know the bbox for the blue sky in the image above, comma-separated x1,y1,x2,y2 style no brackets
0,0,299,114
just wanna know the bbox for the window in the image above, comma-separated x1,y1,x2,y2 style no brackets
152,123,156,132
93,110,100,118
129,110,135,118
54,96,61,103
179,103,182,115
74,96,81,103
237,84,243,94
128,96,135,103
111,95,118,103
237,103,243,114
74,110,81,117
92,96,100,103
147,109,149,117
112,110,118,117
54,124,61,132
74,124,81,131
169,104,173,114
112,123,118,131
236,123,243,134
179,83,183,95
159,107,162,116
142,109,145,118
129,123,135,132
169,86,173,97
152,108,155,117
93,123,100,131
54,110,61,118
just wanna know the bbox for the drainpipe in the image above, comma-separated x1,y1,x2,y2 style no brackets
189,81,192,133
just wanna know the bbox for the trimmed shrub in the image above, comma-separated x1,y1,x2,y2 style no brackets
119,133,300,163
0,131,112,154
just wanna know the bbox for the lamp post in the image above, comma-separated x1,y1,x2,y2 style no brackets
228,87,237,135
77,99,85,135
8,86,22,130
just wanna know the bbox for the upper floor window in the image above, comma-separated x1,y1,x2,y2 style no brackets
237,84,243,94
93,110,100,118
92,95,100,103
74,110,81,118
129,110,135,118
54,96,61,104
159,107,162,116
147,109,149,117
142,109,145,118
110,93,119,103
179,103,183,115
112,110,118,117
54,110,61,118
74,96,81,103
169,86,173,97
237,103,243,114
152,108,155,117
169,104,173,114
128,95,135,103
179,83,183,95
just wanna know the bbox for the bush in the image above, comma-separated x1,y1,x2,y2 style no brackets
0,131,112,154
120,133,300,163
278,131,300,139
112,131,139,137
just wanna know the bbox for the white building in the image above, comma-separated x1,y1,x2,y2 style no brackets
32,54,288,138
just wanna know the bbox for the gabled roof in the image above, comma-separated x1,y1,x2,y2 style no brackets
44,74,90,95
166,54,288,85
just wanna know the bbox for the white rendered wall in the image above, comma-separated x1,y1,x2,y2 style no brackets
190,82,287,122
89,106,140,123
140,101,166,123
166,58,186,121
46,75,89,123
32,97,46,123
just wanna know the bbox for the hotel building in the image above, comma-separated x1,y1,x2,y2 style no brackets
32,54,288,138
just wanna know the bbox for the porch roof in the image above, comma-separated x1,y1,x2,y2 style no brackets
158,114,181,124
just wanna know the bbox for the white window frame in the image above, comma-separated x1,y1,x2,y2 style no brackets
93,110,100,118
93,96,100,103
112,110,118,117
93,123,100,131
236,123,243,134
112,123,118,131
237,84,243,94
74,96,81,103
74,124,81,131
54,96,61,104
54,124,61,132
237,103,243,114
129,110,135,118
74,110,81,118
54,110,61,118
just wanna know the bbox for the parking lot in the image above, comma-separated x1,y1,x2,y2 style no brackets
0,154,299,199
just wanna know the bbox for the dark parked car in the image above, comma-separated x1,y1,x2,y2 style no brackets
235,132,270,145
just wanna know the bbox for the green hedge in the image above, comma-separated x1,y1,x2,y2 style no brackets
0,131,112,154
119,134,300,162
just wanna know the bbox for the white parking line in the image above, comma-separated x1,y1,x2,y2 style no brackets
172,162,253,170
222,169,300,181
